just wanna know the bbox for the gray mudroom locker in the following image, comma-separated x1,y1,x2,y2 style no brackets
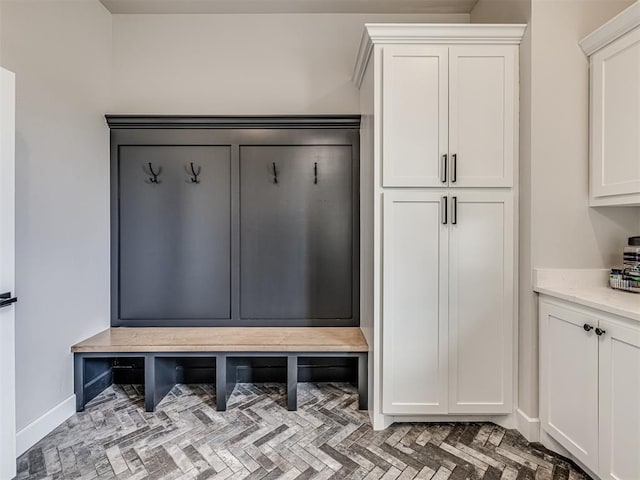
108,116,360,327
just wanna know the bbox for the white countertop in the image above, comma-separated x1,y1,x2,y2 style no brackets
533,269,640,322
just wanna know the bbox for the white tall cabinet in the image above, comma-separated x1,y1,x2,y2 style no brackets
354,24,525,428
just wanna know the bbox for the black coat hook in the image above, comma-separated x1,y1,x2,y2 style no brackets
147,162,161,184
272,162,278,184
314,162,318,184
188,162,201,184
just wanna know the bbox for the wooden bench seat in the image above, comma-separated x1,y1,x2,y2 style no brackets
72,327,368,413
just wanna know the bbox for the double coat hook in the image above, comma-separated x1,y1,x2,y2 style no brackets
187,162,201,184
147,162,161,184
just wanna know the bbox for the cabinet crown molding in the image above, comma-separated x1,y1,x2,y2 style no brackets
352,23,526,87
580,2,640,56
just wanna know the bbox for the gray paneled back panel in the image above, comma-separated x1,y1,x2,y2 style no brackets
119,146,231,320
108,118,360,327
240,146,352,320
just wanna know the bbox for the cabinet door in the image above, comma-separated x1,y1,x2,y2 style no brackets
539,300,600,472
239,145,354,322
119,146,232,321
598,319,640,480
449,46,516,188
591,27,640,199
382,45,448,187
448,191,514,413
382,191,448,414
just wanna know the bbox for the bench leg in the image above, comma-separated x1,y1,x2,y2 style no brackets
74,354,85,412
358,353,368,411
287,355,298,411
216,354,227,411
144,354,155,412
225,357,239,408
75,355,113,411
150,357,177,411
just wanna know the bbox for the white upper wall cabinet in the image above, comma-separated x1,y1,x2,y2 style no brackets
369,28,520,189
580,3,640,206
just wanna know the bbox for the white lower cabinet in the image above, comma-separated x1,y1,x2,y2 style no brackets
539,297,640,479
382,190,514,415
598,319,640,480
539,301,600,469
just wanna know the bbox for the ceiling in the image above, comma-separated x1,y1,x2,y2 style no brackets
99,0,479,15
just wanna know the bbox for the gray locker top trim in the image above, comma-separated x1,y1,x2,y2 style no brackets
105,115,362,129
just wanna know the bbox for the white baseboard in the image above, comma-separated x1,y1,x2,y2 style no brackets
16,395,75,456
516,408,540,442
381,413,517,431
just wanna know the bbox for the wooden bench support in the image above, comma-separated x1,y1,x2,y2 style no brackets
287,355,298,411
215,354,227,412
74,351,368,413
357,352,368,410
225,357,240,410
72,327,369,413
146,356,178,412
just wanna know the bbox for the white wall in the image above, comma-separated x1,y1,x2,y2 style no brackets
112,13,468,114
470,0,530,23
472,0,640,423
0,0,112,441
530,0,638,269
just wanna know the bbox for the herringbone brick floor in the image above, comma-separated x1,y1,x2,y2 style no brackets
16,383,590,480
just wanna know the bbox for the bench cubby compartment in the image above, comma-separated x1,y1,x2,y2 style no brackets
290,354,367,411
74,353,147,411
